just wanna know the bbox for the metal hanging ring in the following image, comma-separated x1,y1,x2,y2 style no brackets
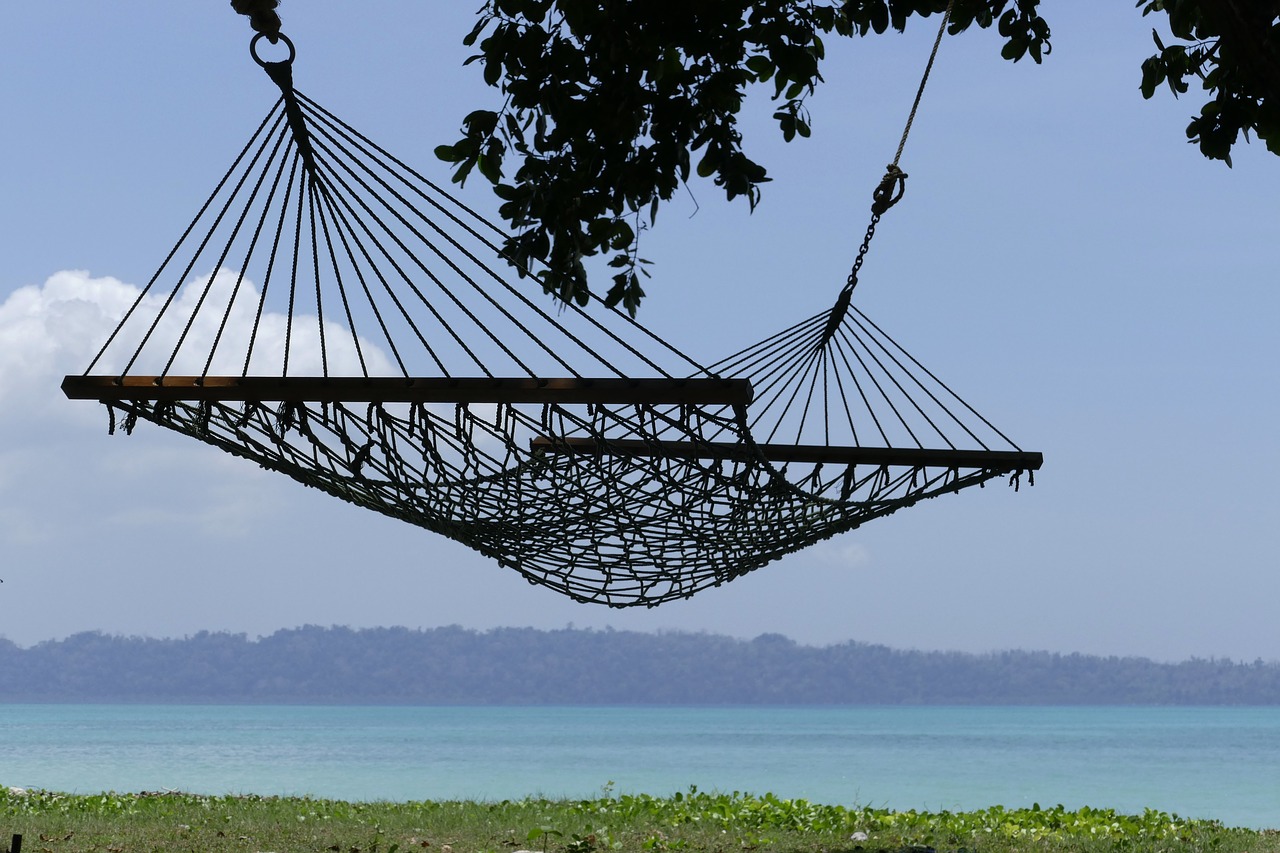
250,32,295,67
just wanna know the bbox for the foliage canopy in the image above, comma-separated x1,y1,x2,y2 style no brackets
1138,0,1280,165
435,0,1051,314
435,1,1277,313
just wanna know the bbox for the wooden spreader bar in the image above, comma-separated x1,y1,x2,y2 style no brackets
531,436,1043,470
62,375,754,406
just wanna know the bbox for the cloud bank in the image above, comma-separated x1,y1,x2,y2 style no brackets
0,269,396,542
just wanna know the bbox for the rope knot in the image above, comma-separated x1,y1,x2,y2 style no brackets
818,282,854,349
871,165,908,215
231,0,282,43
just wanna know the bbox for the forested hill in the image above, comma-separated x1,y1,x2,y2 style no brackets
1,626,1278,704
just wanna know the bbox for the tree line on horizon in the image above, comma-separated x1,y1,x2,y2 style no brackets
1,625,1278,704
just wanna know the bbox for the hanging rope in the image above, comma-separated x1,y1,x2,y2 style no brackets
891,0,955,171
231,0,283,44
820,1,954,348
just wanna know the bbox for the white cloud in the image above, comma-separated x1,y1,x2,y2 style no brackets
810,540,872,569
0,269,398,543
0,271,138,408
0,268,396,391
0,267,404,437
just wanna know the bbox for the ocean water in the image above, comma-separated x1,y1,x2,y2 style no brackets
1,705,1277,828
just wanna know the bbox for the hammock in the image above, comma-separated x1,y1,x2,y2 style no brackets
62,26,1040,606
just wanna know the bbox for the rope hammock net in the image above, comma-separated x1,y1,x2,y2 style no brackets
62,19,1041,606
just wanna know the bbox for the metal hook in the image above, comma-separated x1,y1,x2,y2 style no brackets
250,32,295,68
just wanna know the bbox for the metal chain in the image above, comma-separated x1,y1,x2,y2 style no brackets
817,209,880,347
844,213,881,294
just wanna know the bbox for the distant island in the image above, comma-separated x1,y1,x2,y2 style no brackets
1,625,1277,704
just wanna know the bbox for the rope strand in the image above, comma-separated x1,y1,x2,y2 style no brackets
231,0,283,43
891,1,955,169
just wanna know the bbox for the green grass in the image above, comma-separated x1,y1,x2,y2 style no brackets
2,787,1276,853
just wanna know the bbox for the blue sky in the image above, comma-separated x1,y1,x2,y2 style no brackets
2,2,1277,660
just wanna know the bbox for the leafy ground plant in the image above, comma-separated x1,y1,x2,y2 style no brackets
2,787,1277,853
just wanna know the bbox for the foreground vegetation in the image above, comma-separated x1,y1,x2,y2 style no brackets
3,787,1277,853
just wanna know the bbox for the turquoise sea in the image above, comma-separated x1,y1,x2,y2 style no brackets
1,705,1277,828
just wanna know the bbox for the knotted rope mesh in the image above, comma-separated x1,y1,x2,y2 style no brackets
63,32,1040,606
